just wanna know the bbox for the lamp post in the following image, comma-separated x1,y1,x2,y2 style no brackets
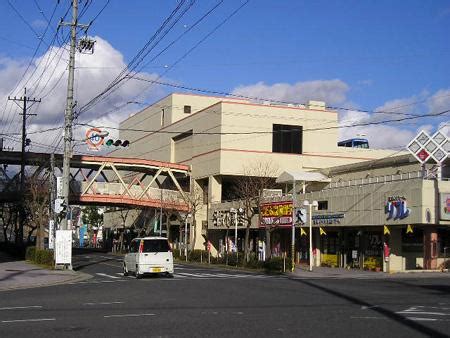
230,208,238,264
184,213,191,262
303,200,318,272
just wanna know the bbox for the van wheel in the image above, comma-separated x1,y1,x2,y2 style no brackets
123,263,129,277
135,265,142,279
166,272,174,278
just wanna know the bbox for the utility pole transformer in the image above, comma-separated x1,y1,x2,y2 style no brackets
8,88,40,245
60,0,90,231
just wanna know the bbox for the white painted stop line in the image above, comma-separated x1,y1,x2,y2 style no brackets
96,273,121,279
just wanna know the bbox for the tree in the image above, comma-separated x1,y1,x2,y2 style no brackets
0,203,18,244
181,179,205,250
25,176,50,249
81,206,104,246
234,161,278,263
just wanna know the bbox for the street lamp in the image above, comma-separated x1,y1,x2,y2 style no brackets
184,213,192,262
230,208,241,265
303,200,318,271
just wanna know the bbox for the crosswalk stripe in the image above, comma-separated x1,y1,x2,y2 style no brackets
96,273,121,279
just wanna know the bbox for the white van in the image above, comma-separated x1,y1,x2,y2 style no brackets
123,237,174,278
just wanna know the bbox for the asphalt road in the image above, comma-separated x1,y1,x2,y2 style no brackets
0,252,449,338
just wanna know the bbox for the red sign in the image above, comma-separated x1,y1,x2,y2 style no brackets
417,149,429,161
260,201,293,227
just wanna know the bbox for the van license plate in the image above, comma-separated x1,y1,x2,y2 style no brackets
152,268,162,273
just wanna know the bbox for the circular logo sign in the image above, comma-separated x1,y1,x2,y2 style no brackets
85,128,108,151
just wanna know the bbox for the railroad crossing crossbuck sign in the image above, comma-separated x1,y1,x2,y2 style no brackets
407,130,449,164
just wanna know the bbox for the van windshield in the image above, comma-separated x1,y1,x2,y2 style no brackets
142,239,170,252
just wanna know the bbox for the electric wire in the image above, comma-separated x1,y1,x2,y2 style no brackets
76,0,191,116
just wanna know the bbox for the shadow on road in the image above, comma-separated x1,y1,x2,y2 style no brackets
0,268,42,282
72,257,117,272
290,278,448,338
388,279,450,295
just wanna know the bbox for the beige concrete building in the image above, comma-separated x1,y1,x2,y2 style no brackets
109,93,402,252
261,155,450,272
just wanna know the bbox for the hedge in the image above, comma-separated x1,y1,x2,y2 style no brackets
25,246,54,267
263,256,293,273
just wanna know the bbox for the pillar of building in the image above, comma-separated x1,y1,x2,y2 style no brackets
386,227,403,272
314,228,321,267
423,226,438,270
192,179,206,250
208,175,222,203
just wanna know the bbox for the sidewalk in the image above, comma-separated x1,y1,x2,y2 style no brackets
288,265,450,279
0,253,91,291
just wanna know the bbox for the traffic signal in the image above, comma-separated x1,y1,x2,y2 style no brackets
105,139,130,147
25,138,31,147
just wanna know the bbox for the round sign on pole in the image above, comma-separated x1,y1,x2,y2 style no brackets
85,128,109,151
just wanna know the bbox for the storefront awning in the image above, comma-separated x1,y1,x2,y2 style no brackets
276,170,331,184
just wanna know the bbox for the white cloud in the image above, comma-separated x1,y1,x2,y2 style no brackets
338,109,416,149
231,80,450,149
0,36,167,153
232,79,349,105
428,89,450,113
31,19,47,29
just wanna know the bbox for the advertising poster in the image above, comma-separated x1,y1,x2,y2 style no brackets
440,193,450,221
55,230,72,265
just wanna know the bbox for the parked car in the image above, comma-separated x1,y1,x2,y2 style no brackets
123,237,174,278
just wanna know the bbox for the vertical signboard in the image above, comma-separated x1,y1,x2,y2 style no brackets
55,230,72,265
56,176,63,198
48,220,55,249
440,193,450,221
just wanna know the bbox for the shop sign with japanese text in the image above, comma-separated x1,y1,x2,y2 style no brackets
260,201,293,227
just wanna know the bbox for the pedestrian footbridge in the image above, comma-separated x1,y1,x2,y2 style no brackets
0,152,190,211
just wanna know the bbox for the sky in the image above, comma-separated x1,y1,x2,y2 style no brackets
0,0,449,154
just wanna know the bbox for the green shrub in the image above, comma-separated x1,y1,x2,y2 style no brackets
245,253,264,269
25,246,36,261
26,247,54,267
172,249,181,260
188,249,209,262
263,256,292,273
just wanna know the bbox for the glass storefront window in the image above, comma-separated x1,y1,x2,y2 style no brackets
402,228,423,252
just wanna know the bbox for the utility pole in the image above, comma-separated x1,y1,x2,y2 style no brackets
48,153,56,249
8,88,41,246
59,0,89,232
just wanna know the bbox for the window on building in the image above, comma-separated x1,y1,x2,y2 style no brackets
184,105,191,114
318,201,328,210
272,124,302,154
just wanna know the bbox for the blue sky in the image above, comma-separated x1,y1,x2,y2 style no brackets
0,0,449,151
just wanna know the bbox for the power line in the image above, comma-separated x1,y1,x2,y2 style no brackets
74,107,450,139
97,0,250,123
76,0,249,124
76,0,193,116
129,77,425,118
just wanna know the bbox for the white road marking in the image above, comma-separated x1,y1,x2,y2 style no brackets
396,311,449,316
104,313,155,318
83,301,124,306
350,316,386,320
0,306,42,311
361,305,379,310
407,317,438,321
96,273,121,279
1,318,55,323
